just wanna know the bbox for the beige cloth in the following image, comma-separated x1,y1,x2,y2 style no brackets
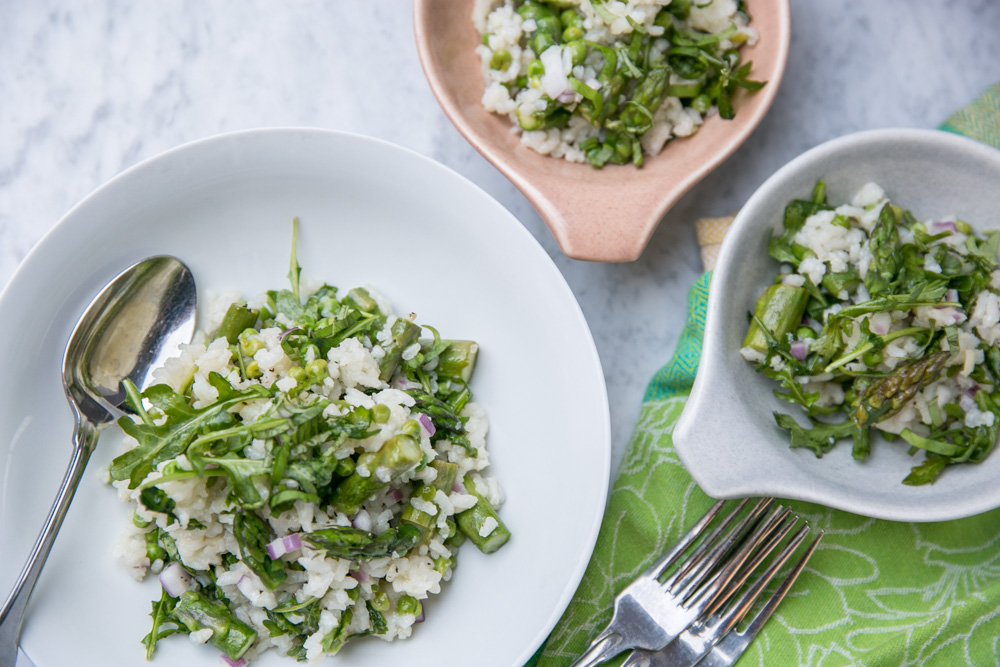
694,215,735,271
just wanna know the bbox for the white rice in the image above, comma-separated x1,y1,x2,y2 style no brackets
744,182,1000,443
107,282,505,663
473,0,757,163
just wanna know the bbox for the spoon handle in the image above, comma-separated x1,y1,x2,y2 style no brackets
0,418,100,663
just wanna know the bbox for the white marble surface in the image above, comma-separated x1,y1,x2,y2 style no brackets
2,2,1000,664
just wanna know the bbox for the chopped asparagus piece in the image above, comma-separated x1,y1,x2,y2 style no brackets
329,434,422,515
173,590,257,660
456,475,511,554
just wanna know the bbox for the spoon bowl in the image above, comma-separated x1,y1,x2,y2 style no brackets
0,255,196,661
414,0,790,262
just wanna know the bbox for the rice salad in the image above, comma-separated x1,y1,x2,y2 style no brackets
473,0,762,168
103,223,509,663
742,181,1000,485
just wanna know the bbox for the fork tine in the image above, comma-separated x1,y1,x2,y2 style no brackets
663,498,773,591
698,531,824,667
673,503,790,609
712,522,811,635
696,507,798,615
737,530,823,638
644,498,735,580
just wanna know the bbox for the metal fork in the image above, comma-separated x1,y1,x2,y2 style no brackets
620,515,823,667
570,498,779,667
693,528,823,667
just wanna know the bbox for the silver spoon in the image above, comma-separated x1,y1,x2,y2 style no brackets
0,255,196,663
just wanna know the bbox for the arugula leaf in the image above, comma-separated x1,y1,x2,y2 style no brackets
142,588,185,660
110,374,270,488
773,412,863,457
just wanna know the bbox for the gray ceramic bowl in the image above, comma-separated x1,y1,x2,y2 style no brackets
674,128,1000,522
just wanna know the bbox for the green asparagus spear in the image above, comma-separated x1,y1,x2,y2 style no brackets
742,284,811,352
436,341,479,382
329,433,423,515
455,475,511,554
305,523,421,560
378,317,422,381
620,67,669,133
214,302,258,344
173,590,258,660
852,350,949,428
401,460,460,534
233,511,287,589
865,204,903,297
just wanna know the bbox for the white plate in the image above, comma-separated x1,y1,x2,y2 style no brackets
0,129,610,667
675,128,1000,522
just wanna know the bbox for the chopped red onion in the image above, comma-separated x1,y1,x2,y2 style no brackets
945,289,959,303
960,394,976,413
869,312,891,336
237,574,256,599
933,306,963,324
352,509,373,532
540,45,569,100
931,220,957,234
789,340,808,360
265,533,302,560
416,413,436,437
393,377,422,390
389,488,404,503
414,608,425,624
453,482,466,494
557,90,577,104
350,568,369,583
278,326,302,342
158,561,193,598
221,655,248,667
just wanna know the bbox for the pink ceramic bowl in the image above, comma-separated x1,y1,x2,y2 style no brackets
414,0,791,262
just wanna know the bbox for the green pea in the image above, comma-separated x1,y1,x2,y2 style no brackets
346,587,361,602
399,419,421,439
245,360,262,379
490,48,512,70
654,9,673,29
691,94,712,115
562,25,583,42
416,484,436,502
561,8,583,26
397,595,421,617
306,358,328,379
432,556,452,575
526,59,545,78
481,32,492,46
566,40,588,66
288,366,307,384
145,533,166,562
334,457,355,477
863,348,883,367
795,326,817,340
238,329,264,356
530,32,556,55
372,403,391,424
371,589,390,612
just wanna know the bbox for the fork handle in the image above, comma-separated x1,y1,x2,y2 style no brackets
570,631,624,667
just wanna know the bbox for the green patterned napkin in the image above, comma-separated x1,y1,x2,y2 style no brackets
528,85,1000,667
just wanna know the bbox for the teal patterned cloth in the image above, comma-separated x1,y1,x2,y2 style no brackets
527,88,1000,667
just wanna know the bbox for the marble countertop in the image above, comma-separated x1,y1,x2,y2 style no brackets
3,2,999,664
